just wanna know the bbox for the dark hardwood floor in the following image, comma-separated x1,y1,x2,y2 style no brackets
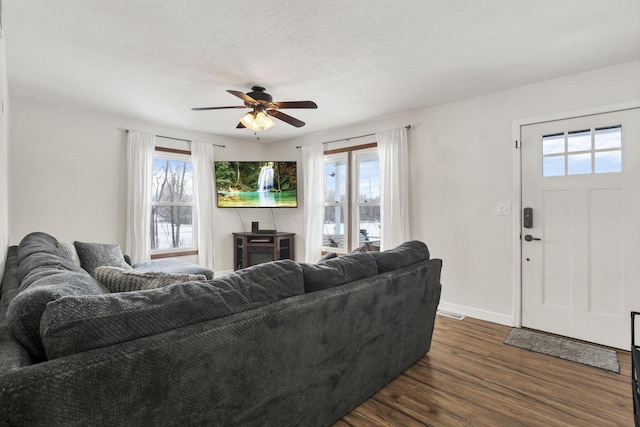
335,314,633,426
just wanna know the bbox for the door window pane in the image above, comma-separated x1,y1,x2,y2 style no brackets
543,156,565,177
595,126,622,149
595,151,622,173
542,125,623,177
542,133,565,155
567,130,591,152
323,206,345,250
568,153,591,175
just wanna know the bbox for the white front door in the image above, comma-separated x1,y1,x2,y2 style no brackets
521,108,640,350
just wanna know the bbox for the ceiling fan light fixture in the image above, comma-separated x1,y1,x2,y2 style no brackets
240,110,275,131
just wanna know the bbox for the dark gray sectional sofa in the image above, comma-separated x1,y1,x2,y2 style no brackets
0,231,442,426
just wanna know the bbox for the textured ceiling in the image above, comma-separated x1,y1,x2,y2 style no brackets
4,0,640,142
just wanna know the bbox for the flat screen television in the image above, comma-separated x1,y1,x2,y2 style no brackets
214,161,298,208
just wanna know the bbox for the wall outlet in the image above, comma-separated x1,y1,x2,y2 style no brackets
497,202,511,216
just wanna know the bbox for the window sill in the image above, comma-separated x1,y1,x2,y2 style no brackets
151,249,198,260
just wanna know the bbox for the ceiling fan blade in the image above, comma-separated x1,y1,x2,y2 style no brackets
271,101,318,109
227,90,258,105
191,106,247,111
267,110,305,127
236,122,246,129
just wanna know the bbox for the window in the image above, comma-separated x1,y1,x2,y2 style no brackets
542,125,622,177
323,145,380,253
151,152,195,253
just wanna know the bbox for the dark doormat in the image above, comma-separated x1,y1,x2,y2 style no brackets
504,328,620,373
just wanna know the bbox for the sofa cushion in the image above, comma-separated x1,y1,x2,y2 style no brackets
16,232,78,284
55,241,81,266
5,232,109,361
369,241,430,273
74,241,132,277
318,252,338,263
17,252,87,292
6,270,108,361
15,232,66,265
40,260,304,359
0,247,20,302
300,252,378,293
133,258,214,280
95,266,207,292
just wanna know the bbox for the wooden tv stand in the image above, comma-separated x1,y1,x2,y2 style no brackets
233,231,295,270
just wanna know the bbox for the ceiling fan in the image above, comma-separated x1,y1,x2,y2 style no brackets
191,86,317,131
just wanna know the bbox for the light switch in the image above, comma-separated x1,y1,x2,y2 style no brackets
497,202,511,216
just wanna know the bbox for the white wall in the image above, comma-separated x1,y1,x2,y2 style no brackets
284,60,640,325
8,100,275,274
0,33,9,284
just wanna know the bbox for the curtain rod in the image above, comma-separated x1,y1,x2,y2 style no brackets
295,125,411,149
125,129,225,148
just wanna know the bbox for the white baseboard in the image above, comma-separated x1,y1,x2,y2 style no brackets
437,301,515,327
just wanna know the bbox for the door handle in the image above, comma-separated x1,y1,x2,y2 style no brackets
524,234,541,241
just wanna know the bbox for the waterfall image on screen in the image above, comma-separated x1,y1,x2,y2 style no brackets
257,165,274,191
214,161,297,208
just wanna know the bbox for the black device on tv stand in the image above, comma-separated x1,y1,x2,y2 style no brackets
251,222,276,234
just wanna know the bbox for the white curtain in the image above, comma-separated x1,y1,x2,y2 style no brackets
192,141,216,270
126,130,155,263
376,127,410,250
302,143,325,262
